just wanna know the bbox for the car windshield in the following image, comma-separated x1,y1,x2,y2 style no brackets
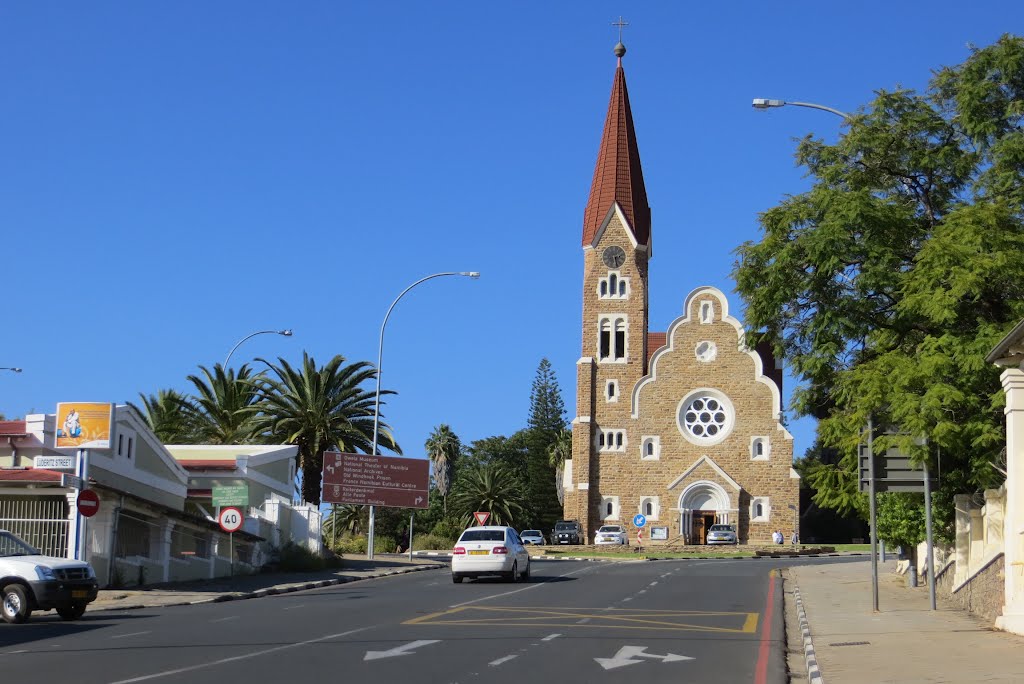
522,530,542,536
459,530,506,542
709,525,734,532
598,526,622,533
0,530,40,557
555,523,577,531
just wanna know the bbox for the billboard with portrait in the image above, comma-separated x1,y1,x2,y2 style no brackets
56,402,114,449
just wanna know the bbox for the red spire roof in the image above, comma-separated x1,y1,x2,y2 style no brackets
582,52,650,247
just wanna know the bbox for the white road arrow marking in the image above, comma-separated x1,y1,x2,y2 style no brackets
364,640,441,661
594,646,694,670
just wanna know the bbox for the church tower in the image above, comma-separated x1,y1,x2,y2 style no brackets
567,41,651,542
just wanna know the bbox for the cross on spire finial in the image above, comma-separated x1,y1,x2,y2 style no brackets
612,16,629,42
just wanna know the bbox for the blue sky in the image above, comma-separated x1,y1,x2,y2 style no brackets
1,3,1017,467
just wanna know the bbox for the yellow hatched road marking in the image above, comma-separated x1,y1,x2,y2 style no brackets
404,605,758,633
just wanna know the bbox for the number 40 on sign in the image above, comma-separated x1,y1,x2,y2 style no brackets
219,507,244,533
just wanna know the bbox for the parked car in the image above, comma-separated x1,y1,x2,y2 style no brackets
451,526,530,583
520,530,545,545
706,524,738,545
0,529,98,624
553,520,583,545
594,524,629,545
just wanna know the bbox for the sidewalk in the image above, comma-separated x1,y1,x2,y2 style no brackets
785,559,1024,683
88,555,445,612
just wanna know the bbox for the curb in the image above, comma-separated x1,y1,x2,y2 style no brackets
794,584,825,684
89,564,443,613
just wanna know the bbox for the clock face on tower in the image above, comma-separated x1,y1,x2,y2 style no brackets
602,246,626,268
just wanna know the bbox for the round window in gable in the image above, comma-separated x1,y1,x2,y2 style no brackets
677,390,734,445
695,341,717,363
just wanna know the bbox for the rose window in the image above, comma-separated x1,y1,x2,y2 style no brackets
678,390,734,444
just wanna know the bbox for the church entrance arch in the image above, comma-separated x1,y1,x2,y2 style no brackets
678,481,732,545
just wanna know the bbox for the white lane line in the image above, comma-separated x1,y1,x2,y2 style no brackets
637,589,647,594
576,618,591,624
283,604,306,610
210,616,239,623
450,565,598,608
650,581,659,586
110,632,151,640
541,633,561,641
489,655,519,666
109,627,369,684
622,597,632,602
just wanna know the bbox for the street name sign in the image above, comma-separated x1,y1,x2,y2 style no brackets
321,451,430,508
61,473,83,489
34,455,75,470
213,484,249,507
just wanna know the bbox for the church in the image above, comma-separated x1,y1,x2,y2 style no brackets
562,41,800,545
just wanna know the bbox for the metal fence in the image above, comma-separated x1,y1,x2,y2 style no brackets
0,497,70,557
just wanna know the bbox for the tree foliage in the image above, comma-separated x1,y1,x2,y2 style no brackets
129,389,196,443
733,35,1024,535
425,424,462,515
450,462,526,527
525,358,567,530
182,364,264,445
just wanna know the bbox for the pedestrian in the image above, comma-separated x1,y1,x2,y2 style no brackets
791,531,799,545
773,530,783,545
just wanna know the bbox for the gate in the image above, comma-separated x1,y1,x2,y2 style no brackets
0,496,70,557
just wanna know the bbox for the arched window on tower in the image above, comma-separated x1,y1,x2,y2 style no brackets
598,316,627,362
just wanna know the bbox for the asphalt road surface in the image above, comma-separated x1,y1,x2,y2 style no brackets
0,556,860,684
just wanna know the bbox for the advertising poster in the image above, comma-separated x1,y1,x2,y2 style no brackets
56,402,114,449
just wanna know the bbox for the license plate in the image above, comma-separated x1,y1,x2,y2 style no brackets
468,550,489,555
71,590,89,598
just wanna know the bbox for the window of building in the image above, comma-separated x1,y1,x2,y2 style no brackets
678,390,734,445
602,496,620,520
598,272,629,300
700,301,714,323
606,379,619,403
750,497,770,522
598,315,627,362
640,496,660,520
116,513,154,559
117,429,136,460
751,437,770,461
597,429,626,452
640,436,660,460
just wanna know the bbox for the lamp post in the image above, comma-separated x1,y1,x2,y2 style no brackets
366,271,480,560
0,367,22,373
752,98,850,120
224,329,293,368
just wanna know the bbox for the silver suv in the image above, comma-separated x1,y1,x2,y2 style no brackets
1,529,99,623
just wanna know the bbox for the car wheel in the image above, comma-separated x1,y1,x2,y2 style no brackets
57,603,87,621
452,574,464,584
521,561,530,582
1,584,31,624
507,561,518,583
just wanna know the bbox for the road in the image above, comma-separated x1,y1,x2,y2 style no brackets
0,556,860,684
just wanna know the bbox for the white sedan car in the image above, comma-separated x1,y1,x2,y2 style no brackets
594,524,629,545
452,526,530,583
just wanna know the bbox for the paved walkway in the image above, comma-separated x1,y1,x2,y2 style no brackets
88,556,444,612
785,559,1024,683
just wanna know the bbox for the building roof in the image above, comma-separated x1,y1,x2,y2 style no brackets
176,459,238,471
647,332,667,363
0,421,28,437
987,317,1024,365
0,468,65,483
582,46,650,248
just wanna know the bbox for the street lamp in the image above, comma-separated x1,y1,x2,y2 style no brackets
0,367,22,373
366,271,480,560
752,98,850,121
224,329,293,368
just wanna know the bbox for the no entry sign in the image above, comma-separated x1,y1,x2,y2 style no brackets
77,489,100,518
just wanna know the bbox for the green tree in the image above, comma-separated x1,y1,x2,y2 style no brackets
182,364,264,445
249,352,401,506
733,35,1024,538
128,389,196,443
450,462,525,527
425,424,462,515
525,359,567,529
548,428,572,506
876,493,928,551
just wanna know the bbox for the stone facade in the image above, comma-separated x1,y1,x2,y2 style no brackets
563,206,799,544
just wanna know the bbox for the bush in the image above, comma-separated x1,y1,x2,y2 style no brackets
334,535,367,555
413,533,456,551
373,535,396,554
274,542,343,571
430,518,463,540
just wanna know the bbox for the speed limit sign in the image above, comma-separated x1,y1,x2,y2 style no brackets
218,506,244,533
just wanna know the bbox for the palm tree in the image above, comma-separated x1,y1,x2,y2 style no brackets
547,428,572,506
425,424,461,515
248,352,401,506
451,463,525,526
182,364,264,444
322,504,365,546
129,389,196,443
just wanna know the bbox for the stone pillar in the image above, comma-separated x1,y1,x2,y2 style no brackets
158,519,174,584
997,368,1024,635
954,493,972,586
64,492,79,560
984,487,1005,557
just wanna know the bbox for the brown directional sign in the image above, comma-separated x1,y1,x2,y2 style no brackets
321,451,430,508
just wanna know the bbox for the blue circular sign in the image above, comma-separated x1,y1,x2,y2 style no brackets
633,513,647,528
